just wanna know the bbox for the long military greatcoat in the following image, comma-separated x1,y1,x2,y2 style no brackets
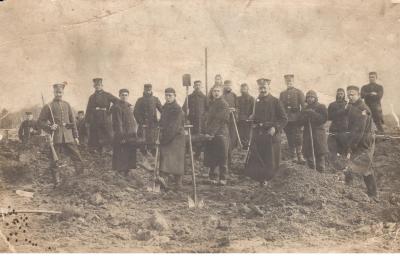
203,97,230,168
298,101,329,158
85,90,119,147
159,100,185,176
111,100,138,172
244,94,288,182
345,98,374,176
327,97,348,155
133,93,163,144
182,89,207,135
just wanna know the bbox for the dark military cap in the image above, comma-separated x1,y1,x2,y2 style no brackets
215,74,222,79
77,111,85,114
346,85,360,92
119,88,129,95
165,87,176,94
256,78,271,86
25,112,32,115
337,88,345,93
306,90,318,98
194,80,201,84
223,80,233,86
284,74,294,80
144,84,152,89
92,78,103,85
369,71,377,76
240,83,248,88
53,83,65,90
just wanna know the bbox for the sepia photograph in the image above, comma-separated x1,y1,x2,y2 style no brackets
0,0,400,254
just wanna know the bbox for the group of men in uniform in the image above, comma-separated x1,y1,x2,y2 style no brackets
21,71,384,197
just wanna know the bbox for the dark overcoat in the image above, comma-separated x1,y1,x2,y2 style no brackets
111,100,138,171
133,93,163,144
159,101,185,176
203,98,230,168
182,89,207,135
244,94,288,182
85,90,119,147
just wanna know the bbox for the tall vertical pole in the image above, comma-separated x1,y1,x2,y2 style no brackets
205,48,208,96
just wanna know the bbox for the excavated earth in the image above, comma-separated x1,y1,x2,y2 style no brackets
0,124,399,252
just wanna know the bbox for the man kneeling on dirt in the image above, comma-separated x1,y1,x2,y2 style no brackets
344,85,378,198
203,85,231,186
159,88,186,191
111,89,138,177
38,83,84,186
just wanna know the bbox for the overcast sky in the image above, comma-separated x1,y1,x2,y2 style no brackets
0,0,399,113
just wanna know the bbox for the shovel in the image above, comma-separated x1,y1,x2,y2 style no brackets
185,124,204,208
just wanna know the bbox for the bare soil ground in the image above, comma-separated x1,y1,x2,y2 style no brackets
0,126,399,253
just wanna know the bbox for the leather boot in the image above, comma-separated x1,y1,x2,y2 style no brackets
296,146,306,164
363,175,378,198
344,170,353,185
289,148,297,162
175,175,183,191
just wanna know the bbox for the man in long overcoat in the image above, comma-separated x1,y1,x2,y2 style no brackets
237,83,255,149
298,90,328,172
244,78,288,186
182,80,207,159
361,72,385,133
344,85,377,198
133,84,163,156
327,88,348,159
279,74,306,163
85,78,119,153
223,80,239,169
159,88,186,190
38,83,84,186
111,89,138,176
204,85,230,186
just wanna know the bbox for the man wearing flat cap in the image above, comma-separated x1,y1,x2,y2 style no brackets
158,87,186,190
244,78,288,186
279,74,306,164
237,83,255,150
208,74,224,102
133,84,163,157
361,72,385,133
111,89,138,177
18,111,38,145
343,85,377,198
85,78,119,154
222,79,239,170
298,90,328,172
38,83,84,186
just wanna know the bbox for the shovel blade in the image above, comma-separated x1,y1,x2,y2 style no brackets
197,199,205,208
146,183,160,193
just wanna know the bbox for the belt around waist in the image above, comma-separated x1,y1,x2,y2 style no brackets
95,107,107,111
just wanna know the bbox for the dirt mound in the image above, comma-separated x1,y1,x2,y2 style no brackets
0,134,399,252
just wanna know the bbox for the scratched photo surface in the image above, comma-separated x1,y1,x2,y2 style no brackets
0,0,399,253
